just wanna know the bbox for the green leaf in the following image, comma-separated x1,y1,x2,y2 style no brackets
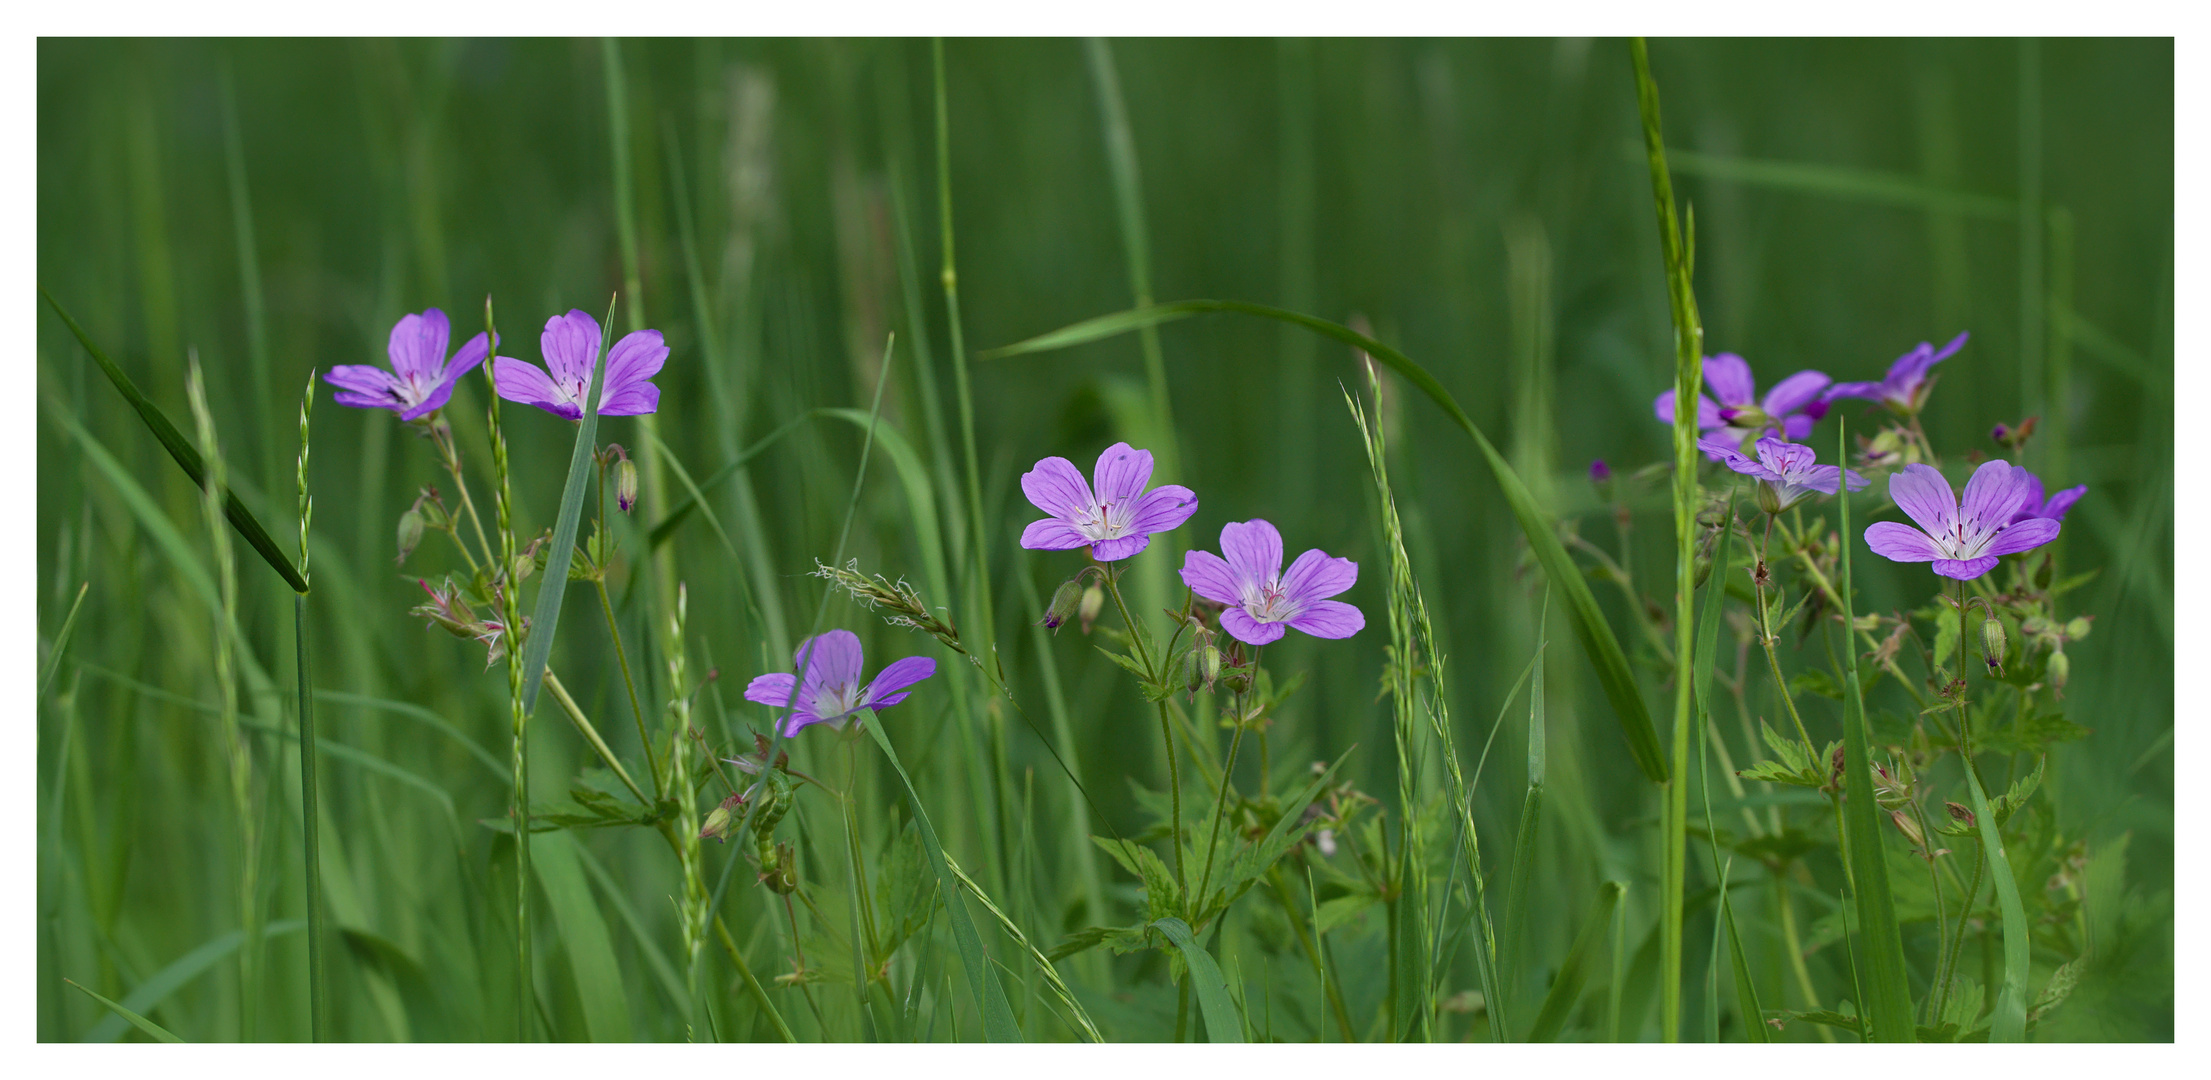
518,297,617,714
1151,917,1244,1043
1939,757,2044,836
863,710,1024,1042
1092,836,1181,921
1046,923,1148,962
986,299,1664,784
1526,881,1623,1041
65,978,183,1043
40,286,310,592
1963,755,2033,1042
82,920,307,1042
1314,889,1381,935
530,830,633,1041
1789,668,1843,701
1203,745,1354,918
1976,713,2090,756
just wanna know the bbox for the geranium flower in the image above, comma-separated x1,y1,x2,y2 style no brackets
1698,435,1868,515
1864,461,2061,580
1654,353,1831,448
2009,469,2086,525
328,308,490,421
1180,519,1363,646
492,309,666,420
1823,331,1969,415
1019,442,1197,561
742,630,935,737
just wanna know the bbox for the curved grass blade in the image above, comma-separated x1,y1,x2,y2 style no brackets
1525,881,1622,1042
531,830,633,1041
863,709,1023,1041
518,296,617,715
1964,763,2032,1041
1834,420,1916,1041
39,581,89,698
646,408,828,550
317,689,508,782
1689,503,1768,1042
1501,595,1548,1018
81,920,307,1042
39,285,307,593
67,978,183,1043
947,856,1104,1042
1151,917,1244,1043
987,298,1663,783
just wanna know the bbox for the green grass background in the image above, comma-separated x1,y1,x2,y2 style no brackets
36,37,2171,1042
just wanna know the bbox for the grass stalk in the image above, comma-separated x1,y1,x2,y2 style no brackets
480,298,535,1039
293,371,325,1040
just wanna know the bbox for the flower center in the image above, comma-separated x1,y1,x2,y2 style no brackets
1074,499,1134,542
1242,579,1297,624
812,681,864,722
1941,518,1999,561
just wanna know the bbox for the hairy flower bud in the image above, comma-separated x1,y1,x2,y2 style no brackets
1202,644,1222,692
699,792,745,843
1980,616,2008,676
2065,616,2092,642
2047,650,2070,693
616,456,639,513
1042,579,1083,633
1078,582,1105,635
1889,809,1925,848
396,507,425,565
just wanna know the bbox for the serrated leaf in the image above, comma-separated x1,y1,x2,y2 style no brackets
1045,923,1149,962
1092,836,1180,921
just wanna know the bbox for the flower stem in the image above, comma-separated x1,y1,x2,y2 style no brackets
595,576,663,797
1196,647,1260,919
1104,570,1185,894
1755,515,1817,749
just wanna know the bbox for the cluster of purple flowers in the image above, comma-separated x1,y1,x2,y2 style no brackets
332,307,666,422
1651,332,2083,582
1019,443,1365,647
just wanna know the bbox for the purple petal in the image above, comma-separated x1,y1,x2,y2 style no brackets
1091,442,1154,507
1127,485,1198,536
779,710,827,738
1842,468,1870,492
1781,414,1816,441
1885,341,1936,384
327,364,400,409
596,382,661,417
1959,460,2030,530
1796,464,1844,496
1021,456,1092,520
1865,521,1945,563
542,309,602,386
1703,353,1756,406
388,308,451,383
332,390,399,411
1654,389,1726,430
1089,534,1151,562
1281,549,1357,604
1933,557,1999,581
603,329,668,396
492,358,571,416
744,671,799,709
2039,485,2086,522
1219,607,1287,646
865,656,937,708
400,377,460,422
1754,437,1817,475
1218,519,1284,585
1699,435,1771,479
1761,370,1831,417
794,630,864,691
1288,599,1364,639
445,331,491,382
1822,380,1883,404
1985,517,2060,557
1180,550,1243,606
1021,518,1092,551
1929,331,1969,365
1887,464,1957,538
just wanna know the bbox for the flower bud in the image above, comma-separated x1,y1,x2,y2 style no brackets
2047,650,2070,693
699,792,744,843
1222,661,1253,696
1183,648,1206,694
396,507,425,565
1201,644,1222,692
2065,616,2092,642
1889,809,1925,848
1078,582,1105,635
616,456,639,513
1042,579,1083,634
1980,616,2008,676
1945,801,1975,827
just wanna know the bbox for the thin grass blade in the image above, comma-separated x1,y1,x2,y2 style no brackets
1526,881,1622,1042
39,581,89,698
531,830,634,1041
82,920,307,1043
518,297,617,714
66,978,184,1043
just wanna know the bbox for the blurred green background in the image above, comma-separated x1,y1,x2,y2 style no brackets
37,38,2171,1041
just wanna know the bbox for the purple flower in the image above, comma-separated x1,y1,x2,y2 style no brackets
2009,470,2086,525
1589,459,1613,483
742,630,935,737
1699,435,1868,514
328,308,490,421
1654,353,1831,447
1823,332,1968,415
1864,461,2061,581
1180,519,1363,646
1019,442,1198,562
492,309,666,420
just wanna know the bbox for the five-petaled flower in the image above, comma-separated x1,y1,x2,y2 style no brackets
1864,461,2061,580
328,308,490,421
1654,353,1831,451
743,630,936,737
2008,469,2086,525
1180,519,1363,646
493,309,667,420
1699,435,1868,515
1823,332,1968,416
1019,442,1198,562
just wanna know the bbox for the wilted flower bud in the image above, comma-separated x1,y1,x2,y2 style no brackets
2047,650,2070,693
1945,802,1975,827
396,507,425,565
2065,616,2092,642
1980,616,2008,676
1078,582,1105,635
1889,809,1926,849
1042,579,1083,634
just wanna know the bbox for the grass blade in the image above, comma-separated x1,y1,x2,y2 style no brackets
1835,419,1916,1040
1501,594,1548,1018
1963,761,2032,1041
1151,917,1243,1043
946,856,1104,1042
38,285,308,593
66,978,184,1043
39,581,89,698
518,296,617,715
863,709,1023,1042
81,920,307,1043
531,830,634,1041
1525,881,1622,1042
989,298,1664,784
